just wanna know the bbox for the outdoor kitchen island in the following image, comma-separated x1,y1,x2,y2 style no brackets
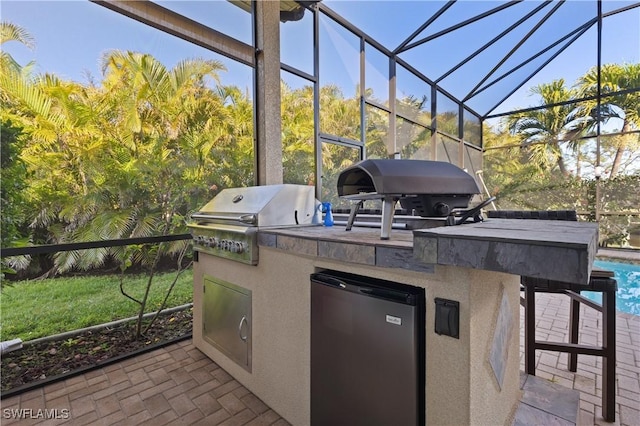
191,218,598,426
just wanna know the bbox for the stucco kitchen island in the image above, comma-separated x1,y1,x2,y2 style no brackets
191,218,599,425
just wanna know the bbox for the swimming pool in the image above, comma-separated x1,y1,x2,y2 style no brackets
581,260,640,316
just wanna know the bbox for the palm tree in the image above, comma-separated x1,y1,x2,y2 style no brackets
2,47,233,274
92,50,228,251
506,79,577,176
281,81,315,184
575,63,640,177
482,121,556,207
209,84,255,188
0,21,35,76
0,22,35,255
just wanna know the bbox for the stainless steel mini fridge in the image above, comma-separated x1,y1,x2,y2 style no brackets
311,270,425,426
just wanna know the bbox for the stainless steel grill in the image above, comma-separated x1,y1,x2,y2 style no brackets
188,184,317,264
337,159,493,239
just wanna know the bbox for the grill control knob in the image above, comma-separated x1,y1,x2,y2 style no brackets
433,202,451,216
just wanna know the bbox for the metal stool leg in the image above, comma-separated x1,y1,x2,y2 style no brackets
525,284,536,375
568,294,580,372
602,287,616,423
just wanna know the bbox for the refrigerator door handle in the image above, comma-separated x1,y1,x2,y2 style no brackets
359,287,410,303
312,274,347,288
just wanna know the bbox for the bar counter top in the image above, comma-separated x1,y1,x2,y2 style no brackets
259,217,599,284
413,218,598,284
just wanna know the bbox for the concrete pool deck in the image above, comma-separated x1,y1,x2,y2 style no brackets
597,248,640,263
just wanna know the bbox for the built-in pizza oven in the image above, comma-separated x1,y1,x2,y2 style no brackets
337,159,493,239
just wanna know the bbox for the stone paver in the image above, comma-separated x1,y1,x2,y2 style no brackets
0,340,289,426
1,293,638,425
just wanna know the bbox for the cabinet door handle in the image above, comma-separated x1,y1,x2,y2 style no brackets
238,316,248,342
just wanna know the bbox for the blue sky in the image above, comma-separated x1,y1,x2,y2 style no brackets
2,1,254,87
3,0,639,117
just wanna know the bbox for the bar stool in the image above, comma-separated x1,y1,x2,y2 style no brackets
487,210,617,422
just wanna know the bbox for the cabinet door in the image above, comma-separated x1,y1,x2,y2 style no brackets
203,276,252,371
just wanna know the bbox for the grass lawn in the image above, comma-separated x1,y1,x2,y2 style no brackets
1,269,193,341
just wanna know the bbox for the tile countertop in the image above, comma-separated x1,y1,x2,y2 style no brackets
257,225,435,273
259,218,600,285
413,218,599,285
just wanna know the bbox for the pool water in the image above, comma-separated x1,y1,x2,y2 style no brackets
581,260,640,316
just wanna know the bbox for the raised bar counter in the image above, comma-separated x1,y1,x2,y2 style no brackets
413,218,599,284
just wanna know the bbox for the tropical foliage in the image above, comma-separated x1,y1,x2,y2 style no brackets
1,120,29,249
0,23,249,275
505,79,578,176
501,69,640,180
485,68,640,246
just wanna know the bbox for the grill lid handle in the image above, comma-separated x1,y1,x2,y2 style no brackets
190,213,257,225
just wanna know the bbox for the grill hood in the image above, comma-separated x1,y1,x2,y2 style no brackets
192,184,316,227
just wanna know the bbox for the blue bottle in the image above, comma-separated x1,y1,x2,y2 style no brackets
321,202,334,227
